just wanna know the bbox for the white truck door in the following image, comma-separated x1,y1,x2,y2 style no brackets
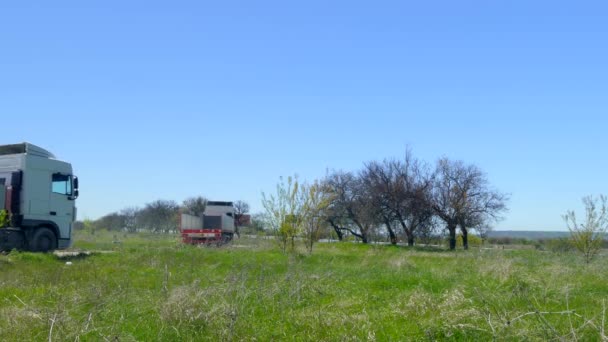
49,173,73,239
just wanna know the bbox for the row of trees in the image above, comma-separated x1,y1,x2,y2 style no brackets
263,150,509,251
79,197,250,235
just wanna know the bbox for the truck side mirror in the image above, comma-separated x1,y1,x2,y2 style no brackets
73,176,79,190
69,189,79,200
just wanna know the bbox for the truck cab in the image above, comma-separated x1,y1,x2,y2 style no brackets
0,143,79,252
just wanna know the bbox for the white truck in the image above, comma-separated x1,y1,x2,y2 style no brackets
0,143,79,252
180,201,235,245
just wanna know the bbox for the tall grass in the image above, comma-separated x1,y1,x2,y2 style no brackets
0,230,607,340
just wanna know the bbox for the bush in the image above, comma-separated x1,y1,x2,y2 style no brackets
564,195,608,263
545,238,575,254
0,210,10,228
445,234,482,248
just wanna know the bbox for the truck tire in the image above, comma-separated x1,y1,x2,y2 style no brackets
30,227,57,252
221,233,233,245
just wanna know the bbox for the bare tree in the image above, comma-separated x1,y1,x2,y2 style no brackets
93,212,124,231
417,216,442,246
233,200,250,238
349,186,381,244
361,150,434,246
120,207,140,233
324,171,379,243
182,196,208,217
139,199,180,233
393,152,434,247
325,205,347,241
324,171,356,241
432,158,508,250
564,195,608,263
360,161,400,245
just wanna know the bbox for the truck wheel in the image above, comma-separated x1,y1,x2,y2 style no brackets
30,228,57,252
221,233,233,245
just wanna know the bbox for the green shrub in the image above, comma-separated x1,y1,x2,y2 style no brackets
545,237,575,253
0,210,9,228
445,233,482,248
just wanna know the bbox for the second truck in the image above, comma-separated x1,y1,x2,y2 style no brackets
180,201,235,245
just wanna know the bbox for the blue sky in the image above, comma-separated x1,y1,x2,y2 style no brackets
1,1,607,230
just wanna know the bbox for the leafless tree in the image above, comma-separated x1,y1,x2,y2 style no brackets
120,206,139,233
93,212,124,231
417,216,442,246
360,161,400,244
432,158,508,250
139,199,180,233
325,171,379,243
325,204,347,241
324,171,355,241
361,150,434,246
233,200,250,238
182,196,208,217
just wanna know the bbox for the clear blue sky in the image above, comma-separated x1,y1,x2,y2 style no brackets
2,1,607,230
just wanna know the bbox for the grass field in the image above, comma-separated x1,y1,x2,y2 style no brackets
1,231,607,341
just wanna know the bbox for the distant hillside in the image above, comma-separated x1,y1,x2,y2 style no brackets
488,230,570,240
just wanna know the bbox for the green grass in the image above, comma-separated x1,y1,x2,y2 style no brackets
1,230,607,341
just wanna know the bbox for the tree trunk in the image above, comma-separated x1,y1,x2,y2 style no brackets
388,229,397,245
398,220,415,246
334,228,344,241
352,220,369,244
328,220,344,241
307,238,313,253
384,219,397,245
335,222,367,244
462,227,469,250
448,225,457,250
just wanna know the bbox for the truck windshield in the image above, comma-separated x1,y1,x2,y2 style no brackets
52,173,72,195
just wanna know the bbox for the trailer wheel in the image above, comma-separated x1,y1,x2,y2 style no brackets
221,233,233,245
30,227,57,252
